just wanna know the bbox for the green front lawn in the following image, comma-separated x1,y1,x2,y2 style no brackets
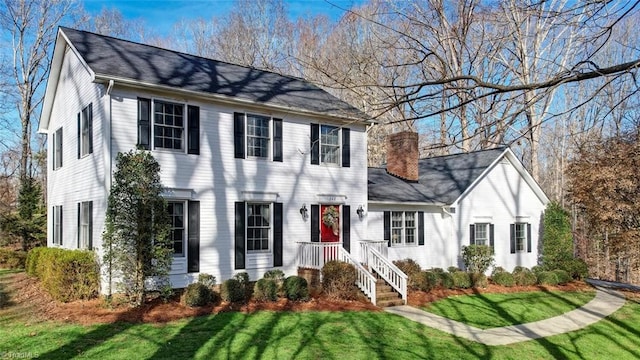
424,290,596,329
1,270,639,359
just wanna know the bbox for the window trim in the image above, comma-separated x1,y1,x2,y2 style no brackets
152,98,186,152
52,205,63,246
79,104,92,158
390,211,417,247
246,202,272,254
78,201,92,249
320,124,340,166
168,200,186,257
514,222,527,252
245,113,271,159
474,223,490,246
53,127,63,170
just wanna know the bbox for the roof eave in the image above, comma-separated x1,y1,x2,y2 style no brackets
368,200,448,207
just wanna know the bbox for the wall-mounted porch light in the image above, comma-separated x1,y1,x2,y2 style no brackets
356,205,365,219
300,204,308,220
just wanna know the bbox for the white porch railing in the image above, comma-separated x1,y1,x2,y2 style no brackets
362,242,407,304
359,239,388,265
297,242,378,305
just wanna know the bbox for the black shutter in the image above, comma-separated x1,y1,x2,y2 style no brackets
187,105,200,155
510,224,516,254
234,112,245,159
138,98,150,150
469,224,475,245
310,123,319,165
384,211,391,247
51,132,56,170
59,129,63,167
342,205,350,252
527,223,532,253
77,202,80,248
489,224,495,249
60,206,63,245
77,112,81,159
88,202,93,250
273,118,282,162
234,202,245,269
188,201,200,272
418,211,425,245
342,128,350,167
311,205,319,242
273,202,283,266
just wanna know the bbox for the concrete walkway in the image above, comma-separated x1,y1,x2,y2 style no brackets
385,287,626,346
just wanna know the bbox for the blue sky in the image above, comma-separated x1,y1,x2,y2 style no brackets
82,0,364,35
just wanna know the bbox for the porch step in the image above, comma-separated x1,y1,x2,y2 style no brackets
377,298,405,307
375,279,403,307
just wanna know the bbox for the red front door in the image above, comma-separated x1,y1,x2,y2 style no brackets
320,205,340,243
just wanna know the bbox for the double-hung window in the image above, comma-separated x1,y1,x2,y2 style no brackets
154,100,184,150
320,125,340,165
513,222,528,252
247,203,270,253
246,114,270,158
53,128,63,170
79,104,93,157
391,211,416,246
78,201,92,249
52,205,63,245
168,201,185,256
474,223,489,246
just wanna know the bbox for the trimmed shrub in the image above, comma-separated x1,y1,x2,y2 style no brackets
513,266,526,274
531,265,544,276
537,271,559,286
492,271,515,287
183,283,212,307
283,276,309,301
452,271,472,289
197,273,216,288
263,269,285,294
553,269,572,285
0,248,27,269
393,259,422,290
439,272,455,289
234,272,251,298
513,268,538,286
221,278,246,303
253,278,278,302
25,247,99,302
447,266,460,273
416,271,440,292
565,258,589,280
491,267,507,277
322,260,358,300
25,247,46,276
431,267,444,273
471,273,488,288
461,245,494,274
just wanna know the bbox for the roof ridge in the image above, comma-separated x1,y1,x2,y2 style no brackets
59,26,311,84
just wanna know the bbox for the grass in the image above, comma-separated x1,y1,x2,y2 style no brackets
423,290,596,329
1,270,639,359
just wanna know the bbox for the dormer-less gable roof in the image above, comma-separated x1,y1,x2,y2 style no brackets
39,27,370,132
368,148,549,206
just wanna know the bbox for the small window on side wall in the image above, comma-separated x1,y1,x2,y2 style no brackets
78,201,92,249
469,223,494,248
78,104,93,158
53,128,63,170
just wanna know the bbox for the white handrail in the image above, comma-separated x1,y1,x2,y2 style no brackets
338,247,377,306
359,239,388,265
367,246,407,304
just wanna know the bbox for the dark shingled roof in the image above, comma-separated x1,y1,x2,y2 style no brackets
368,148,506,204
60,27,369,121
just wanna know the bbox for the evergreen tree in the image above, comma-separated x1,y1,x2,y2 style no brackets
102,150,171,306
541,202,574,270
0,176,46,250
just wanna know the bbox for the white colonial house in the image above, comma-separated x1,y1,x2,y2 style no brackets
367,132,549,272
39,28,549,306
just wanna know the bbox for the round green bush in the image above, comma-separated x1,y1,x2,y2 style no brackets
221,278,246,303
447,266,460,273
513,268,538,286
553,269,572,284
283,276,309,301
183,283,212,307
537,271,559,286
322,260,358,300
471,273,488,288
416,271,440,292
566,258,589,280
393,259,422,290
492,271,515,287
452,271,472,289
253,278,278,302
531,265,544,276
197,273,216,288
431,267,444,274
491,267,507,277
439,272,454,289
512,265,526,274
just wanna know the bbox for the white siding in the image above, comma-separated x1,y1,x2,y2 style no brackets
46,46,108,253
108,86,369,287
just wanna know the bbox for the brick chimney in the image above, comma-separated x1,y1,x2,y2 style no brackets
386,131,419,182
